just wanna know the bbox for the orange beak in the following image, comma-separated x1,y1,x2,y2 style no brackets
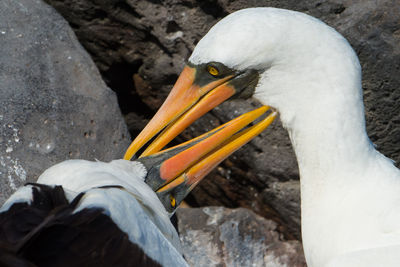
124,65,236,160
156,106,276,191
126,63,274,210
137,106,276,210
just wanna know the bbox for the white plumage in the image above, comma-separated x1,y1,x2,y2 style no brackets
189,7,400,267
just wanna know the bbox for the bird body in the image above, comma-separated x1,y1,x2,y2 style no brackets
132,7,400,266
36,159,182,252
0,159,187,267
189,8,400,266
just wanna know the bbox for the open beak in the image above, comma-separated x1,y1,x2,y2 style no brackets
124,64,258,160
138,106,276,210
124,63,272,210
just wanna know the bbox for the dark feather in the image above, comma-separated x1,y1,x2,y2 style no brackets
0,184,162,267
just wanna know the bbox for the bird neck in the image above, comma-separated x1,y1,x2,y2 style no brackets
287,100,374,189
253,16,377,191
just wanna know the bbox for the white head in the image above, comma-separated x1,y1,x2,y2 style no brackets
126,8,369,189
190,8,363,130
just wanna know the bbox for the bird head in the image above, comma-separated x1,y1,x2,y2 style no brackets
124,7,362,211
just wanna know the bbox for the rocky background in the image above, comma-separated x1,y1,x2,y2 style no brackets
1,0,399,266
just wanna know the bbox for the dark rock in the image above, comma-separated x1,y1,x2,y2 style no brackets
329,1,400,167
262,181,302,235
0,0,131,204
176,206,306,266
43,0,400,239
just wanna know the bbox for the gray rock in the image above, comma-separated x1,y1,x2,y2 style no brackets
0,0,131,204
44,0,400,239
176,206,306,267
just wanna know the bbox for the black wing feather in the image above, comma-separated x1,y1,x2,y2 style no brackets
0,184,162,267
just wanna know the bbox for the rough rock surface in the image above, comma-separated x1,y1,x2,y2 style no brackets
44,0,400,239
0,0,131,204
176,206,306,267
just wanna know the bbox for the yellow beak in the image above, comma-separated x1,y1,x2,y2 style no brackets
155,106,276,193
137,106,276,205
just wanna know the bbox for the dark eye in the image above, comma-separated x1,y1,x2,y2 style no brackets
170,195,176,208
207,65,219,76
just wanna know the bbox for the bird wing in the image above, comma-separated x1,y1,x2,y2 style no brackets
0,183,188,267
36,159,182,251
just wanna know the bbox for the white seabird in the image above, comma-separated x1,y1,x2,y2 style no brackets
125,7,400,267
0,102,274,266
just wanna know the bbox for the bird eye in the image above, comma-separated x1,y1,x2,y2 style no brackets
170,195,176,208
207,65,219,76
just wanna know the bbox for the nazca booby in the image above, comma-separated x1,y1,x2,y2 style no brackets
124,7,400,267
0,102,274,266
